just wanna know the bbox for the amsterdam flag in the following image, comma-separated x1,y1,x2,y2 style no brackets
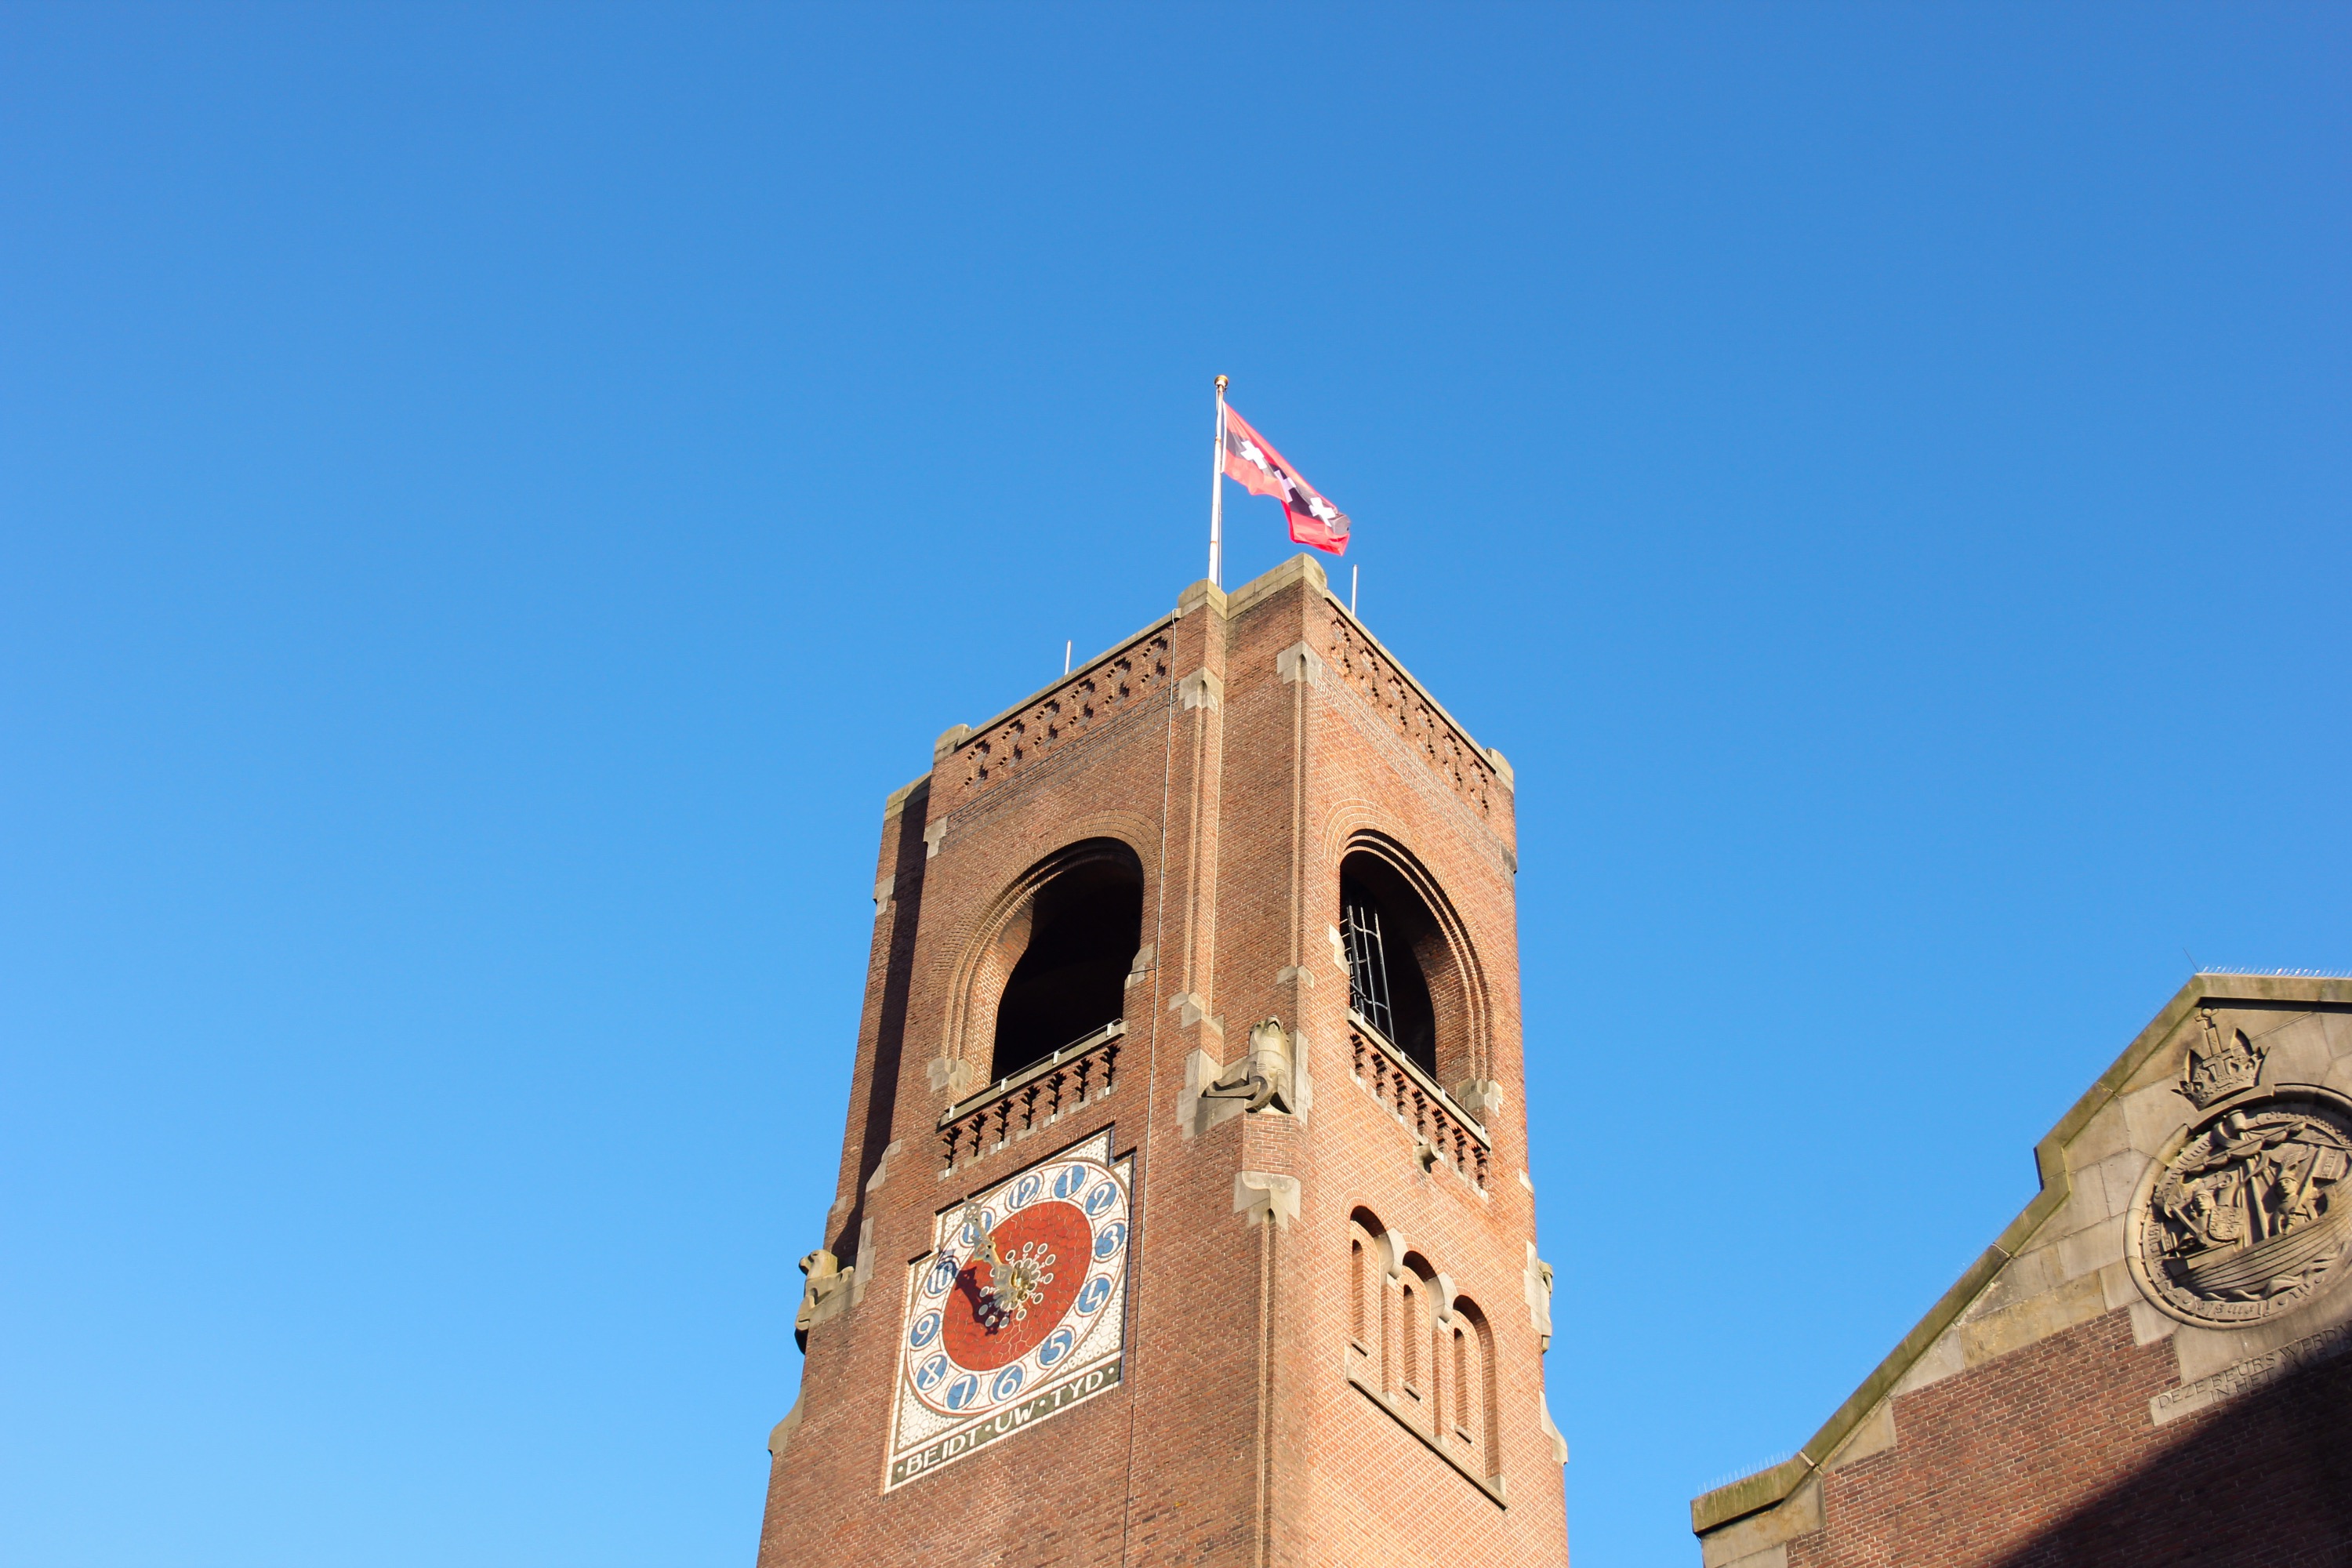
1220,405,1351,555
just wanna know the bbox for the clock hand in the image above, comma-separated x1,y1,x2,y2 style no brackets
958,1200,1005,1290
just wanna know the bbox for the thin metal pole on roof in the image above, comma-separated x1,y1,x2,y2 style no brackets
1208,375,1229,588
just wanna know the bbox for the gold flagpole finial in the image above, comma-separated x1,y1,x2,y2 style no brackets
1214,374,1229,394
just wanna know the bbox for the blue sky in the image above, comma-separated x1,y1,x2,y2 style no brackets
2,6,2345,1565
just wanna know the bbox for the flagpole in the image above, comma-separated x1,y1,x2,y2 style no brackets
1209,375,1229,589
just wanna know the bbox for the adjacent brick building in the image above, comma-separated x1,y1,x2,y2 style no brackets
1690,974,2352,1567
757,557,1572,1566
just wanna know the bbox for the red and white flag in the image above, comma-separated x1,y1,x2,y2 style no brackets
1220,404,1351,556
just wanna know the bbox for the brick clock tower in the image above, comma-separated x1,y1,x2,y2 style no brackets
757,557,1570,1566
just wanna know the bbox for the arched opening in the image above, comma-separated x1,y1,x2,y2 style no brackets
1339,850,1443,1076
986,843,1144,1081
1449,1297,1502,1483
1346,1207,1385,1387
1396,1249,1443,1433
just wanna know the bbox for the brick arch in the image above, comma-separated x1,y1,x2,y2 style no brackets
1345,1207,1385,1374
1445,1294,1502,1485
924,811,1160,1000
1334,827,1494,1088
938,835,1146,1091
1396,1249,1443,1415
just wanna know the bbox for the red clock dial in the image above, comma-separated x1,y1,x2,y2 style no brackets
941,1200,1091,1370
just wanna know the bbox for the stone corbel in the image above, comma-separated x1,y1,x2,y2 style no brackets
795,1249,851,1351
1540,1392,1569,1465
769,1392,804,1460
1454,1078,1506,1122
862,1139,902,1197
1167,991,1219,1033
1276,642,1327,685
850,1215,877,1307
1124,944,1156,990
1234,1170,1301,1230
1178,670,1223,711
1524,1241,1555,1352
1376,1229,1408,1283
873,874,895,913
1432,1271,1459,1327
1178,1048,1243,1139
926,1058,977,1098
922,820,947,858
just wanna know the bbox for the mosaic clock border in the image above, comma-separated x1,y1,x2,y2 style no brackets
884,1127,1133,1490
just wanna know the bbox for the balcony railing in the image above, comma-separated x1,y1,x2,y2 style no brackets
1347,1011,1490,1190
938,1020,1125,1174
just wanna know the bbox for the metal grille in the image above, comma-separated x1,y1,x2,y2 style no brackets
1342,899,1394,1040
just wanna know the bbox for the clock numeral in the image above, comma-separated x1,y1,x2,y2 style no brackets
924,1258,959,1298
1076,1276,1112,1316
1051,1165,1087,1201
1010,1174,1040,1210
1084,1182,1119,1218
913,1354,949,1392
1092,1220,1127,1260
1039,1327,1075,1368
908,1311,941,1350
943,1374,980,1411
991,1367,1025,1402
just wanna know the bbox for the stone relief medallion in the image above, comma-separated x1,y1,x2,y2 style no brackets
883,1127,1131,1490
2129,1014,2352,1328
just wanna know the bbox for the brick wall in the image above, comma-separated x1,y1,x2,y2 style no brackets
1787,1308,2351,1566
757,557,1571,1566
1693,982,2352,1568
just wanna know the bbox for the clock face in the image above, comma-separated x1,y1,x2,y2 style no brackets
886,1129,1131,1490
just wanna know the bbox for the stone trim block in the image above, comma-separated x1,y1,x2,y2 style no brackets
1233,1170,1301,1230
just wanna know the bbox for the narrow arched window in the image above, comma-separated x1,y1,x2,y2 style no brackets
1452,1327,1472,1443
1400,1276,1421,1399
1450,1298,1502,1483
1350,1235,1367,1347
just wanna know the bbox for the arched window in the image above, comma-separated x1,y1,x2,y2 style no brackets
1451,1323,1472,1443
1345,1207,1384,1389
1338,842,1483,1087
1350,1231,1368,1347
1341,858,1438,1074
976,840,1144,1083
1449,1298,1501,1484
1338,1207,1506,1500
1400,1271,1423,1401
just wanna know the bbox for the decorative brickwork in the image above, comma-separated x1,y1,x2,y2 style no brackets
758,557,1563,1567
955,628,1174,798
1348,1016,1491,1192
937,1023,1123,1174
1322,610,1498,820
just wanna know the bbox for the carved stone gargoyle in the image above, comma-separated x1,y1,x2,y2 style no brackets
1200,1018,1296,1115
794,1248,851,1352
